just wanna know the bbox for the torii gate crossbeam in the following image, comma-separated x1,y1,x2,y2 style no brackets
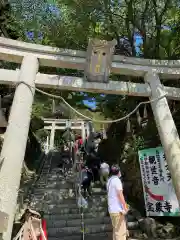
43,118,91,150
1,69,180,100
0,37,180,78
0,37,180,240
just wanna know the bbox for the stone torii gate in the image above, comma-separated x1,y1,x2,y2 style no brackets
0,37,180,239
43,118,92,151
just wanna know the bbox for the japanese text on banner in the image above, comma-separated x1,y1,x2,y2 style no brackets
138,147,180,217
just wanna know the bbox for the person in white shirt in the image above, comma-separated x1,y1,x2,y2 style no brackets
100,162,110,188
107,165,128,240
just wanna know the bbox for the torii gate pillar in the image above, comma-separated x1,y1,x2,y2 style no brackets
86,123,90,139
49,122,55,150
0,55,38,240
45,135,50,154
81,121,86,141
145,71,180,206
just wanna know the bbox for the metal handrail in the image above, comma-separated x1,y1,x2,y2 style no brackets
72,150,85,240
24,153,48,207
61,136,85,239
14,152,53,240
45,152,53,186
30,152,53,211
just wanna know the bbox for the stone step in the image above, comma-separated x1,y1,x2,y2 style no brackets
31,204,107,214
49,171,73,177
38,170,69,176
34,203,78,209
30,200,137,222
48,232,109,240
44,212,108,221
30,201,107,214
48,228,145,240
33,187,106,196
86,230,146,240
37,173,74,180
31,191,76,202
31,199,107,210
33,188,75,196
37,174,64,179
32,194,107,204
30,195,61,204
41,165,52,170
31,191,106,203
38,172,72,177
40,170,50,174
31,203,108,215
44,212,136,222
37,178,75,186
37,176,74,184
31,194,107,206
47,216,111,228
47,223,112,237
38,175,66,182
32,189,76,203
36,182,74,189
47,217,139,230
30,193,107,205
30,197,76,205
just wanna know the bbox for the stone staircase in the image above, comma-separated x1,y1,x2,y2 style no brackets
29,152,146,240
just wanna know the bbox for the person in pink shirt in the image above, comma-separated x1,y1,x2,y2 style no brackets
75,135,83,152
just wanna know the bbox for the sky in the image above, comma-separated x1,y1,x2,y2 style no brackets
136,35,143,53
83,99,96,109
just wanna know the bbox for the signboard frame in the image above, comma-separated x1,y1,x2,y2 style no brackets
138,146,180,217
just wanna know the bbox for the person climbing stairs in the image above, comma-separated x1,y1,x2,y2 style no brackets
27,151,147,240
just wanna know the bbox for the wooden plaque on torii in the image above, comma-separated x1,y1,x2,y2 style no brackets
84,38,117,83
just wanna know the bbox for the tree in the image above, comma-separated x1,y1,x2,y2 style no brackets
4,0,180,211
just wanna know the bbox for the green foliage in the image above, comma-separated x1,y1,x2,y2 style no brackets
4,0,180,209
2,0,180,154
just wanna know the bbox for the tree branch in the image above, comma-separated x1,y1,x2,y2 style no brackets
151,0,170,58
0,25,9,38
160,0,171,20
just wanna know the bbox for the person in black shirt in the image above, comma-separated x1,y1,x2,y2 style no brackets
85,132,102,182
80,164,93,198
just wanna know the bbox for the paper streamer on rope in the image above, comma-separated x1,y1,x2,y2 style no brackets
52,99,55,113
136,109,141,125
143,104,148,119
126,118,131,133
0,95,7,127
102,124,107,139
141,104,148,127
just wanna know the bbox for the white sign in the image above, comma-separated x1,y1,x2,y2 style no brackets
138,146,180,216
